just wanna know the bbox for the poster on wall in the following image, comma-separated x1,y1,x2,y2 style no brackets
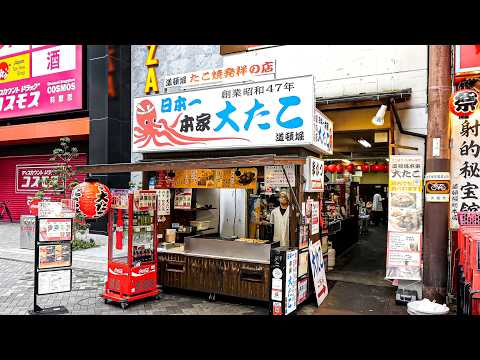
311,201,320,235
0,45,83,120
156,189,171,216
308,240,328,307
388,155,423,233
264,165,295,188
298,250,309,277
174,189,192,210
304,157,324,192
285,249,298,315
133,75,317,153
386,232,422,280
450,109,480,229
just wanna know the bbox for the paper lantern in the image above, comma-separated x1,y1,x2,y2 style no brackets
336,164,345,173
346,163,355,173
361,164,370,173
376,164,385,172
449,89,479,117
326,164,337,173
383,163,389,173
71,180,112,219
372,164,382,172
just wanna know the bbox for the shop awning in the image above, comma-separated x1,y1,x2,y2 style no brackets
76,154,306,175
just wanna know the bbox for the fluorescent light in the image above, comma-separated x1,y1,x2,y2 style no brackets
357,139,372,148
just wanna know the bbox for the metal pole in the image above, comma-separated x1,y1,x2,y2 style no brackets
423,45,452,303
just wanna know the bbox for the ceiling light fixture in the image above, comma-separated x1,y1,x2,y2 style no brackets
357,139,372,148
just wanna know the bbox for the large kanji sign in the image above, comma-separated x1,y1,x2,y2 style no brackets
133,75,319,153
16,165,63,193
0,45,83,120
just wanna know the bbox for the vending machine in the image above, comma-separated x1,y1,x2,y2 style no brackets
103,190,160,309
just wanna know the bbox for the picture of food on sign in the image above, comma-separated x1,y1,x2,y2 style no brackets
391,193,416,209
237,170,256,185
389,208,422,232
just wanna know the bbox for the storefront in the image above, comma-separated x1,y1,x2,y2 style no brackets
78,68,334,313
0,45,88,221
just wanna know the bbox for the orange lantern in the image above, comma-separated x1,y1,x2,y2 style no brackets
71,180,112,219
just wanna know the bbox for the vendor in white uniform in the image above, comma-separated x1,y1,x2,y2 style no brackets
270,191,290,247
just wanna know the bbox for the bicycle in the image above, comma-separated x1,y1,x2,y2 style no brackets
0,200,13,222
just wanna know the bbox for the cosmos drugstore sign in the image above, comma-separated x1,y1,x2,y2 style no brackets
133,75,331,153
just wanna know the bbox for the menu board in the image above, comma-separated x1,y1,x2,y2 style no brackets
174,188,192,210
156,189,171,216
298,250,309,277
386,155,423,280
37,269,72,295
173,168,257,189
38,201,64,218
311,201,320,235
264,165,295,188
39,218,72,242
39,243,71,269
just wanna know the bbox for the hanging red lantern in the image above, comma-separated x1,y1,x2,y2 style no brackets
71,180,112,219
346,163,355,173
336,164,345,173
376,164,385,172
372,164,381,172
449,89,479,117
327,164,337,173
383,163,389,173
361,164,370,173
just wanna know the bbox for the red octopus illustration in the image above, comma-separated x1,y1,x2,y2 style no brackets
134,99,250,148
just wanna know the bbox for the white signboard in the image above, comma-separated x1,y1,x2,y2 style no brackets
311,201,320,235
133,75,316,153
304,156,324,192
425,172,450,203
163,58,276,89
285,249,298,315
386,232,422,280
313,109,333,155
38,269,72,295
264,165,295,188
308,240,328,306
38,201,64,218
156,189,171,216
450,114,480,229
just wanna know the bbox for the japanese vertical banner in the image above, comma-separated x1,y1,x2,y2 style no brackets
386,155,423,280
450,112,480,229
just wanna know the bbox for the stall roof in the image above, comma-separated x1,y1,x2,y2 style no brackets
76,154,307,174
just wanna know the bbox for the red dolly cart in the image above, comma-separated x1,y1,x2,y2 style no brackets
103,189,160,309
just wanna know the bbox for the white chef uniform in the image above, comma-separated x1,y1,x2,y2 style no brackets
270,206,290,247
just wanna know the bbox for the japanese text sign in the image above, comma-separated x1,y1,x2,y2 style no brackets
313,109,333,155
386,232,422,280
450,111,480,229
304,156,324,192
38,218,72,242
16,164,62,193
163,58,276,89
388,155,424,234
425,172,450,203
308,240,328,306
173,168,257,189
264,165,295,188
285,249,298,315
133,75,317,153
0,45,83,120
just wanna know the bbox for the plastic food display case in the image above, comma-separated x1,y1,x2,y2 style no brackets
103,190,160,309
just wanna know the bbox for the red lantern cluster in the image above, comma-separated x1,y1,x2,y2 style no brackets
71,181,112,219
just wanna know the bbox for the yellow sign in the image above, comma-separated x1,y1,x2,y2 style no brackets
0,53,30,83
174,168,257,189
144,45,159,94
